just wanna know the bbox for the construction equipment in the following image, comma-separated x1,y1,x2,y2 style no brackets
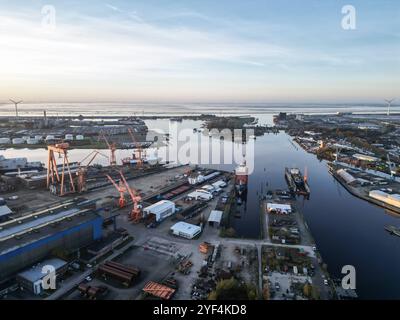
106,170,142,222
100,132,117,166
47,143,76,196
76,150,109,192
119,170,142,223
128,127,145,168
106,174,127,208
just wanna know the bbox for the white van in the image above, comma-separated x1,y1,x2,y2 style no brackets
187,189,213,201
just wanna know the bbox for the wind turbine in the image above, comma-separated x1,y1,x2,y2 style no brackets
384,98,395,116
9,99,23,119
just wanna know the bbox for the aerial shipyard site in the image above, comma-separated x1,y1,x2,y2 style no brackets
0,0,399,304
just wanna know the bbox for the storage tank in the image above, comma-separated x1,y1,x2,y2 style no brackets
76,135,84,140
65,134,74,141
0,137,11,144
27,138,39,145
12,138,24,144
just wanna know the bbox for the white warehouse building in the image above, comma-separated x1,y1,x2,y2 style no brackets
143,200,175,222
369,190,400,209
170,222,202,239
266,203,292,214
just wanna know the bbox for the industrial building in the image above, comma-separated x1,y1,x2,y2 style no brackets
207,210,223,228
170,222,202,239
0,205,12,222
369,190,400,209
143,200,175,222
16,258,68,295
0,201,103,281
267,203,292,214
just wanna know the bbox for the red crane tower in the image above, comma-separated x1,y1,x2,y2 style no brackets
128,127,145,168
47,143,76,196
100,132,117,166
77,150,109,193
119,170,142,223
106,174,127,208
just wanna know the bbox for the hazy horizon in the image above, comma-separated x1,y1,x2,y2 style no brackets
1,0,399,103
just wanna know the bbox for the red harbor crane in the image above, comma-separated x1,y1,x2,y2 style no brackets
119,170,142,223
128,127,146,168
100,132,117,166
106,173,127,208
77,150,109,193
107,170,142,223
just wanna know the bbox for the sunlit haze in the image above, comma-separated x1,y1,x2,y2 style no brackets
0,0,399,103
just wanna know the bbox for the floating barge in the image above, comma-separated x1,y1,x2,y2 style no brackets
285,167,310,196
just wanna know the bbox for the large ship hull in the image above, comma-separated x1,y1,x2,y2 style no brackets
235,162,248,203
285,167,310,196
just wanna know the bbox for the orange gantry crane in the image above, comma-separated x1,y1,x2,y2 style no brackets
47,143,76,196
77,150,109,193
100,132,117,166
106,170,142,223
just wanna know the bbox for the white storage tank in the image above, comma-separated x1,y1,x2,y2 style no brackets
12,138,25,144
0,137,11,144
27,138,39,145
76,135,84,140
65,134,74,141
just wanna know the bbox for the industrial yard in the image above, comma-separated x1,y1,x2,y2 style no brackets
0,113,359,301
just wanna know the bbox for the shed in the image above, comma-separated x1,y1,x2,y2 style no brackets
16,258,68,295
143,200,175,222
208,210,223,228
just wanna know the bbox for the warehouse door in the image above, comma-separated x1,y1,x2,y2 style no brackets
33,280,42,295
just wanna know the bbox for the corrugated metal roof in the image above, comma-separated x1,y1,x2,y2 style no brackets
208,210,223,223
143,200,174,213
0,205,12,217
170,222,201,235
0,208,81,240
17,258,67,282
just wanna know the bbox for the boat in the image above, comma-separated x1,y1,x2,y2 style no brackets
235,161,248,201
385,225,400,237
285,167,310,196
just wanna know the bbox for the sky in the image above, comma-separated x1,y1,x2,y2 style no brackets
0,0,399,103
